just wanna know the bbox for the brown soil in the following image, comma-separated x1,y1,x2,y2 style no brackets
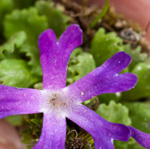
58,0,150,55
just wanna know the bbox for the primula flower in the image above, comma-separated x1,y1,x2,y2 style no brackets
0,24,150,149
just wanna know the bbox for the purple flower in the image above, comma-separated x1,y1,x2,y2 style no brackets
0,24,150,149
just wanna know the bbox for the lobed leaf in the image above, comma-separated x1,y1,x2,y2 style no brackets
12,0,36,9
124,45,148,71
5,115,23,126
67,48,96,85
0,0,13,33
4,8,48,44
122,63,150,100
3,8,47,75
36,1,70,37
0,59,38,87
96,100,131,125
90,28,123,67
0,31,27,59
124,102,150,133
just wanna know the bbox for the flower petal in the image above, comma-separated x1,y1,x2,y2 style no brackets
58,24,82,54
33,113,66,149
128,126,150,148
38,24,82,90
0,84,43,118
66,52,137,102
67,104,130,149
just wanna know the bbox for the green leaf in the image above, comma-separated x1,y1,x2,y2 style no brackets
67,48,96,85
3,8,47,75
22,129,34,144
30,118,42,125
12,0,36,9
122,63,150,100
0,31,27,59
114,138,145,149
5,115,23,126
98,93,121,104
20,42,42,76
0,59,38,87
0,0,13,31
96,101,131,125
124,44,148,71
36,0,70,37
124,102,150,133
90,28,123,67
128,142,146,149
114,140,128,149
34,82,43,89
27,146,32,149
4,8,47,45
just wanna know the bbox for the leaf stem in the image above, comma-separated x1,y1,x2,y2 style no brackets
90,0,109,29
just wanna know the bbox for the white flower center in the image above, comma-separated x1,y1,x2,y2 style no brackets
40,90,74,117
48,92,68,108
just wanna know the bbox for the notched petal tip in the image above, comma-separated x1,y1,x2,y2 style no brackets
115,51,132,63
38,24,83,89
128,126,150,148
117,73,138,92
105,51,132,73
58,24,83,50
110,123,131,142
67,51,137,102
128,73,138,89
67,105,130,149
38,29,55,40
38,29,57,52
68,24,83,32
